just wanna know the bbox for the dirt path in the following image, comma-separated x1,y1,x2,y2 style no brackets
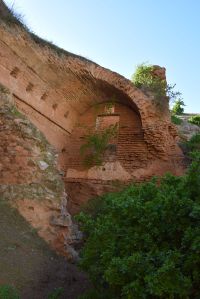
0,199,90,299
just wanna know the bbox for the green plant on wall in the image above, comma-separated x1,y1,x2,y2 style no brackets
131,63,182,110
80,124,118,167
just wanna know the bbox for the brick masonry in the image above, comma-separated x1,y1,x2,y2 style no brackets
0,6,185,213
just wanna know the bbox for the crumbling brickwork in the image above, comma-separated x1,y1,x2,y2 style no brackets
0,0,185,214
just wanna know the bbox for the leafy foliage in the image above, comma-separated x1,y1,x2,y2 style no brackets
0,285,20,299
172,99,185,115
131,63,182,109
183,133,200,153
171,114,182,125
188,115,200,126
77,152,200,299
80,124,118,167
48,287,64,299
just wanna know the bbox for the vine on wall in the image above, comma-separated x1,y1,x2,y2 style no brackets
80,123,118,167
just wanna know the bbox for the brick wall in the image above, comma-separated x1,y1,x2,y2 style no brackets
0,20,185,214
63,102,148,172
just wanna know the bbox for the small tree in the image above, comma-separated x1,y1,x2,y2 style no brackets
172,99,185,115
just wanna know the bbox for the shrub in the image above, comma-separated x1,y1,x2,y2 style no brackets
184,133,200,152
188,115,200,126
132,64,166,106
0,285,20,299
77,152,200,299
171,114,182,125
131,63,182,109
48,287,64,299
172,99,185,115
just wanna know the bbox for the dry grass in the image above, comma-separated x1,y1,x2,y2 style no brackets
0,1,97,63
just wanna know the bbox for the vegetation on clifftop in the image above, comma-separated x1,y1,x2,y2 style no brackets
0,1,97,62
131,63,182,110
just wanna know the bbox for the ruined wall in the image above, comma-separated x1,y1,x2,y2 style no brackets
0,1,185,214
0,86,79,259
64,102,184,212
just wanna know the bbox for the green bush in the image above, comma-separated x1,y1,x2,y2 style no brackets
171,114,182,125
48,287,64,299
0,285,20,299
77,152,200,299
184,133,200,152
172,99,185,115
131,63,182,109
132,64,166,105
188,115,200,126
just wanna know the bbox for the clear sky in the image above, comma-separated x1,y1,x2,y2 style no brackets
4,0,200,112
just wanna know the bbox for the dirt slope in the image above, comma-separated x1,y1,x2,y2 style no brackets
0,199,90,299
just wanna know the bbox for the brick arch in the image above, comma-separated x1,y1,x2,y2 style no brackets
79,100,142,130
79,90,142,120
66,58,161,122
90,66,149,119
63,59,163,128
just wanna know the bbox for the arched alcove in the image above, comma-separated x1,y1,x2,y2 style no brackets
64,101,147,175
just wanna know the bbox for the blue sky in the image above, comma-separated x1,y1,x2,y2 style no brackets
4,0,200,112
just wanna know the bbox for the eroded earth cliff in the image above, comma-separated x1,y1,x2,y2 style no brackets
0,84,80,259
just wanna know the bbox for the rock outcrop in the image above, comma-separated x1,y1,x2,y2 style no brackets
0,84,79,259
177,114,200,141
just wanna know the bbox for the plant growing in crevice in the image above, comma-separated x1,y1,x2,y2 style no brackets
80,124,118,167
131,63,182,110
